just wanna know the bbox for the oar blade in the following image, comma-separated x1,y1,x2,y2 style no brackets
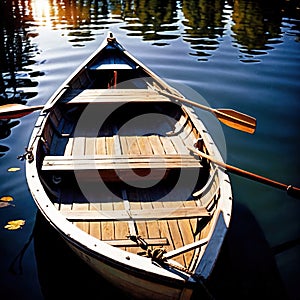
215,109,256,134
0,104,43,120
158,89,257,134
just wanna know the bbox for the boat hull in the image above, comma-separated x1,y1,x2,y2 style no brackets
66,240,194,300
26,32,233,300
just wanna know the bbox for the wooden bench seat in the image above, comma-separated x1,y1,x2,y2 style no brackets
60,206,210,221
105,238,169,247
42,154,202,171
63,89,171,104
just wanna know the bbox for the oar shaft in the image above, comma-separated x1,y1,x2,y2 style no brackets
189,147,300,199
159,90,213,113
0,104,44,120
159,90,256,134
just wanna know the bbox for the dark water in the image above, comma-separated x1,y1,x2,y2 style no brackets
0,0,299,299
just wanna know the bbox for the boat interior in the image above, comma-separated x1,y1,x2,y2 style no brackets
35,46,222,273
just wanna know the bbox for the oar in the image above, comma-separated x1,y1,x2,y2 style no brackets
188,147,300,199
0,103,44,120
159,90,256,134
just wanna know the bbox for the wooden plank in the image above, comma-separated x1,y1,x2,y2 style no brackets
72,137,85,155
151,201,175,254
130,201,148,253
120,136,129,155
89,203,101,239
122,190,138,241
179,118,196,146
91,63,133,70
167,201,195,266
125,136,141,155
161,201,186,267
170,135,190,154
100,201,115,241
137,136,153,155
148,135,164,155
60,203,73,213
43,158,200,167
183,200,200,238
113,135,122,155
64,89,171,104
148,134,186,266
113,199,129,251
166,114,188,136
160,137,177,154
85,137,96,155
61,206,210,221
140,200,164,250
49,112,59,128
72,203,90,233
42,155,201,171
177,116,193,140
105,238,168,247
96,137,106,155
105,137,115,155
44,154,198,161
163,238,209,259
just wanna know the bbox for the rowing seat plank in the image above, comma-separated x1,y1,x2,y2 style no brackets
63,89,171,104
61,206,210,221
42,154,202,171
105,238,169,247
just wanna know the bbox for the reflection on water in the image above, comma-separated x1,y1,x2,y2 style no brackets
1,0,299,144
120,0,179,42
1,0,299,66
232,0,283,63
0,0,43,156
0,0,41,103
0,1,299,298
0,0,298,112
182,0,227,60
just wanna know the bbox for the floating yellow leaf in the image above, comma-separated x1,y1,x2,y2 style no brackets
7,167,21,172
4,220,25,230
0,195,14,202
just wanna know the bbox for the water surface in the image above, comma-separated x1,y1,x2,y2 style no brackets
0,1,299,299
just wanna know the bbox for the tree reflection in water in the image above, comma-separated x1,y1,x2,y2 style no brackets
0,0,41,156
0,0,299,157
1,0,299,67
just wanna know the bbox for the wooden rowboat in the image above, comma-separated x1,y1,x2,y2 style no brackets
25,32,233,299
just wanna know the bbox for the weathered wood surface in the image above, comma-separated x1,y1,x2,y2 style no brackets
42,154,201,170
42,133,202,171
64,89,171,104
61,206,210,221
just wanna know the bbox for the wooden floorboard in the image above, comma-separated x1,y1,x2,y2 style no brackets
72,202,90,233
113,200,129,251
54,120,205,268
89,203,101,239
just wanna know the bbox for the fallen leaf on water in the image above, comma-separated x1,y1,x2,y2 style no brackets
0,202,15,209
4,220,25,230
7,167,21,172
0,195,14,202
